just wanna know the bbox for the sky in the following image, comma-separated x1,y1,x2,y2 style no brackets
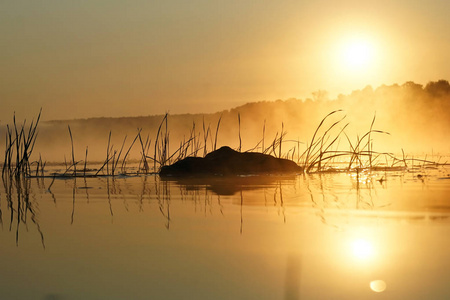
1,0,450,121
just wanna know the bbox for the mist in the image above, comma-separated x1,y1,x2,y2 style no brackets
1,80,449,164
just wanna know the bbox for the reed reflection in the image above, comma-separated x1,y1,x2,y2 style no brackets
154,176,171,229
2,164,449,248
1,176,45,248
304,171,394,228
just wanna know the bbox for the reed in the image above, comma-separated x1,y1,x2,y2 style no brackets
3,125,13,176
202,117,210,156
32,154,46,177
106,131,111,175
154,113,169,172
148,114,215,172
162,135,195,165
111,135,127,175
84,147,88,177
3,109,445,179
120,130,140,174
279,122,284,158
303,110,343,169
91,130,141,176
94,154,114,176
262,120,266,152
68,125,76,176
138,131,151,173
261,124,287,158
213,114,222,151
297,110,393,173
2,110,41,178
190,121,198,157
238,113,242,152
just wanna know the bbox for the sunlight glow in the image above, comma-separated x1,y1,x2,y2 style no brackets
330,33,382,85
342,40,373,69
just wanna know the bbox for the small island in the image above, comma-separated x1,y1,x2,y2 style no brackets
159,146,303,176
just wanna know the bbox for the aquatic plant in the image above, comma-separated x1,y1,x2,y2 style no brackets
2,109,446,179
295,110,395,173
2,109,42,178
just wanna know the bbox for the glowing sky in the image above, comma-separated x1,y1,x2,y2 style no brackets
1,0,450,120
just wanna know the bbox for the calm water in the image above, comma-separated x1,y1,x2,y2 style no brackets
1,166,450,300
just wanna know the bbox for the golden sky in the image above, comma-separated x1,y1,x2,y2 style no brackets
1,0,449,121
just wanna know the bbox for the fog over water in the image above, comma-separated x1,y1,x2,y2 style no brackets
1,81,449,163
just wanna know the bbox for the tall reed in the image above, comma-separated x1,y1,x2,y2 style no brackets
68,125,76,176
4,109,442,178
2,109,41,178
297,110,392,173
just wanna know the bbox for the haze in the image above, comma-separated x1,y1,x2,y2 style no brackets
2,0,450,121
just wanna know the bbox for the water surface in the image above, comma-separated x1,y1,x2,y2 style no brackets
1,167,450,299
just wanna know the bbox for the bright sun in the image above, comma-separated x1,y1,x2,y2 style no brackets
343,41,373,67
333,35,379,76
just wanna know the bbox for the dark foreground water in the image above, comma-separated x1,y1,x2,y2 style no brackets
1,167,450,300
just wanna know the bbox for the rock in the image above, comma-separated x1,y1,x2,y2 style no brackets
159,146,303,176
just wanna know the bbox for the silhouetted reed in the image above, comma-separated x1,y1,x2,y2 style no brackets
296,110,398,173
213,114,222,151
2,109,41,179
153,113,169,171
95,130,141,176
3,109,447,180
120,130,140,174
238,113,242,152
31,154,46,177
84,146,88,177
68,125,77,176
137,131,151,173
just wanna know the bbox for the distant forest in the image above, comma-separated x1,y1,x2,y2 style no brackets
7,80,450,162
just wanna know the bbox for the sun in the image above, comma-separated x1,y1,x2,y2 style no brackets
343,41,372,67
330,34,380,80
339,37,376,71
326,33,384,88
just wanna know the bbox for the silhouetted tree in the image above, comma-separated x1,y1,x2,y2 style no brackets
425,80,450,97
402,81,423,92
312,90,328,102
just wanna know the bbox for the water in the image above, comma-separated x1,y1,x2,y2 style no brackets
1,167,450,300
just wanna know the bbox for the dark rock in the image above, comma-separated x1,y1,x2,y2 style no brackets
159,146,303,176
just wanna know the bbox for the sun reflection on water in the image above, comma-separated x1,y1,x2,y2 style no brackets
351,238,375,260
